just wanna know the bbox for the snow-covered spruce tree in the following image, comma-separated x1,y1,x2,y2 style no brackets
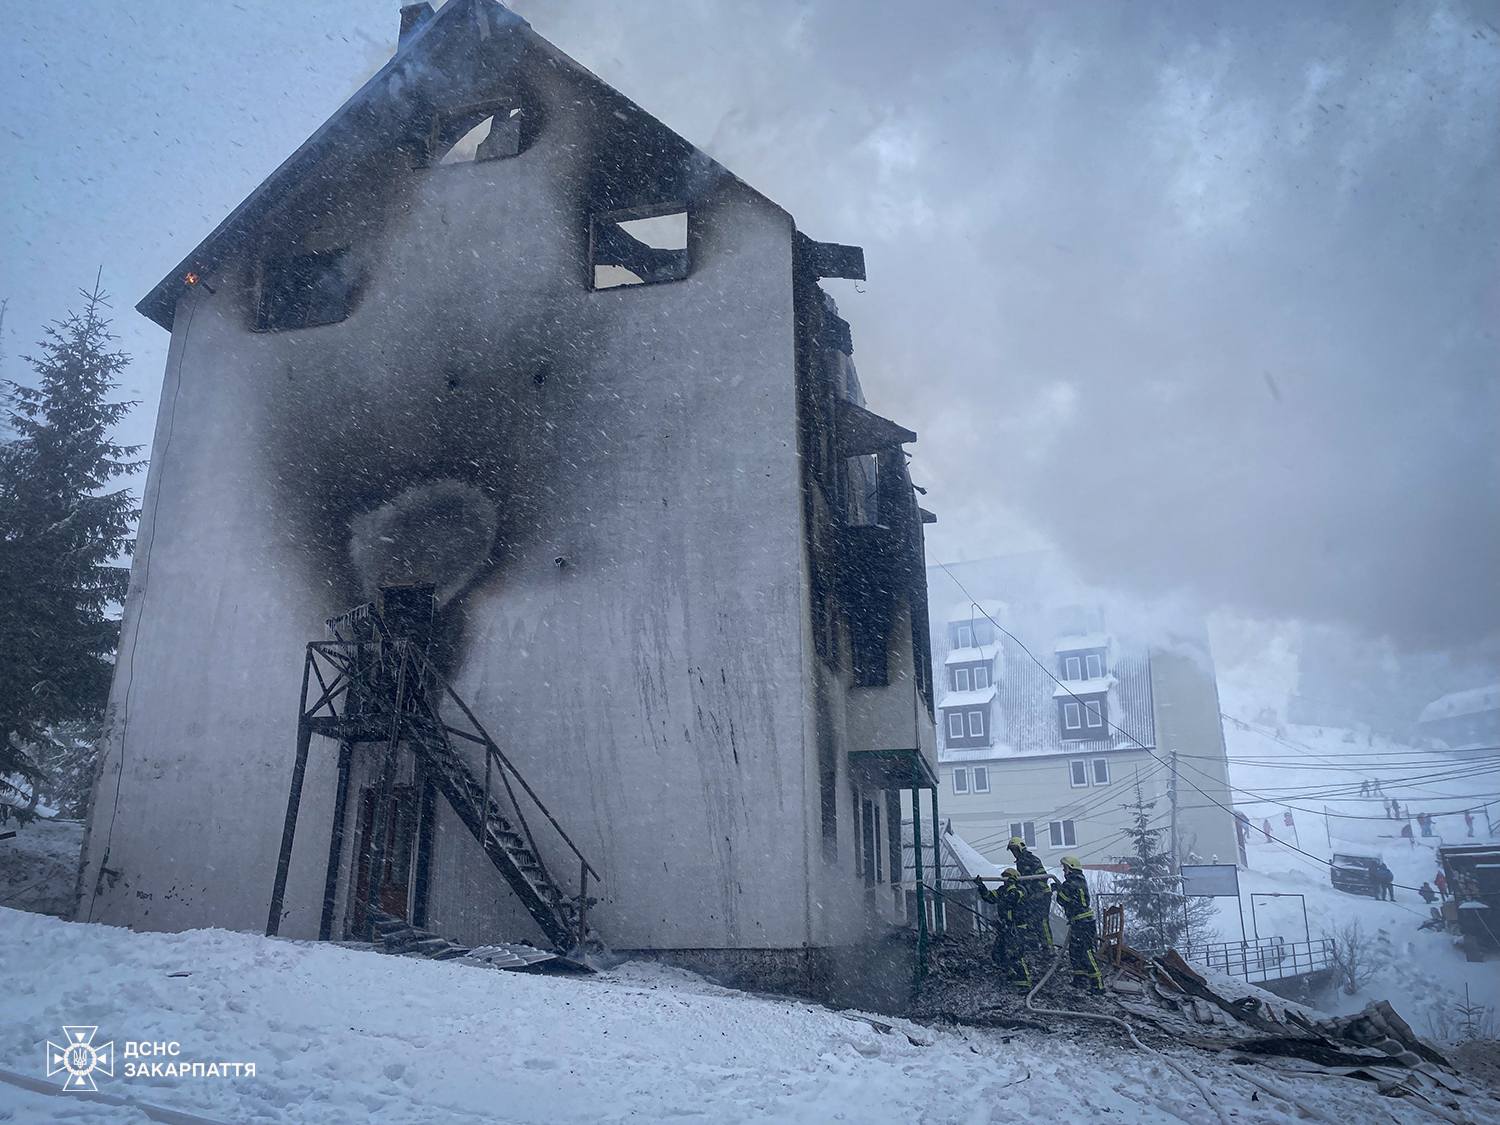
1110,781,1210,952
0,281,140,798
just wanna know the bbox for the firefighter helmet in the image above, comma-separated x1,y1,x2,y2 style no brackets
1061,855,1084,871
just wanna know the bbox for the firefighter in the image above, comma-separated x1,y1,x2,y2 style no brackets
1007,836,1053,974
1053,855,1103,992
976,868,1030,987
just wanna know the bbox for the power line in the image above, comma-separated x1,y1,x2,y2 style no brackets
932,564,1446,893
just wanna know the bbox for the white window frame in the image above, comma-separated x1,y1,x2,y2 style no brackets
972,766,990,793
954,623,975,649
1085,652,1103,678
967,709,986,738
973,663,991,689
947,711,964,739
952,767,969,794
1065,655,1082,680
1063,701,1082,730
1084,698,1104,729
1009,821,1035,848
954,667,971,692
1092,758,1110,785
1049,820,1077,848
1069,759,1088,788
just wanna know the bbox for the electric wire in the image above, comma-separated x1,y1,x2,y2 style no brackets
933,564,1458,894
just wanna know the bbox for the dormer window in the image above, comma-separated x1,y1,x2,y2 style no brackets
590,206,690,289
949,619,994,649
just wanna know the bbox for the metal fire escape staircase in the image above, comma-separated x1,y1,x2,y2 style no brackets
266,601,601,957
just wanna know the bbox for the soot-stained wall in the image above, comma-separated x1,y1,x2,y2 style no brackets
76,35,884,953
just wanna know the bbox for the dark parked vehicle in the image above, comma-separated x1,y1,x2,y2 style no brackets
1330,853,1382,898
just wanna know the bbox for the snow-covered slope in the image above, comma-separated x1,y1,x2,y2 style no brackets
0,908,1473,1124
1209,715,1500,1040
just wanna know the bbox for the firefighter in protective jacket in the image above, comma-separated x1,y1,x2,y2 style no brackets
1007,836,1054,971
976,868,1030,987
1054,855,1103,992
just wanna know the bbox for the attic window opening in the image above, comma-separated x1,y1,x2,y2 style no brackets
591,207,689,289
255,248,359,332
429,102,524,166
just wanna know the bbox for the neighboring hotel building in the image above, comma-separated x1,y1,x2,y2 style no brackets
927,554,1237,871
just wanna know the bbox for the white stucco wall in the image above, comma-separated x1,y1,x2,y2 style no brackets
77,50,898,954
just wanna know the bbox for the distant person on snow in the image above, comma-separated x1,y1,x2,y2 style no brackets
1261,818,1273,842
1419,882,1437,904
1374,861,1395,901
1436,871,1450,900
1385,799,1396,819
1392,800,1403,820
1401,823,1414,845
1465,811,1475,838
1360,780,1371,797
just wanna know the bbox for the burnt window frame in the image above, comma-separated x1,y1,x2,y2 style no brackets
252,246,361,333
588,202,691,291
422,98,526,168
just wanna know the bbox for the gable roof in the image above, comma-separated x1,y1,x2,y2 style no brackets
136,0,783,331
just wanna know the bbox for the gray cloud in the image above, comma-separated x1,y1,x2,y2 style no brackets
513,0,1500,650
4,0,1495,654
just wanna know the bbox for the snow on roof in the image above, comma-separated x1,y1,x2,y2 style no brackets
1052,677,1113,699
947,599,1006,624
991,640,1154,758
941,825,1006,879
1418,686,1500,724
944,644,1000,666
938,686,997,709
1054,632,1110,653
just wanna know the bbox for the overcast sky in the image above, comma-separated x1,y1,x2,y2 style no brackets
3,1,1496,658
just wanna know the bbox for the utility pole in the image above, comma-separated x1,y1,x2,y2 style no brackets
1169,749,1180,874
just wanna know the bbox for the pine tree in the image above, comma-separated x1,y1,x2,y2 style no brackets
0,279,141,797
1112,780,1193,952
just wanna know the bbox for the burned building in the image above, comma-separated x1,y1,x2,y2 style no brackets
77,0,937,994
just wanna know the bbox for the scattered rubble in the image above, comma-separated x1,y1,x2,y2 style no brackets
908,931,1498,1119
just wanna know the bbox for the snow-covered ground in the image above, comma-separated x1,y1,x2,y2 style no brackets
0,816,82,920
1206,714,1500,1040
0,907,1481,1124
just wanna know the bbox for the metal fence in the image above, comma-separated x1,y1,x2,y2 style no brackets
1184,937,1335,984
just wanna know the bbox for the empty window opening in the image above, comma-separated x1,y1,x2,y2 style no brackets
255,248,359,332
591,208,689,289
1049,820,1077,848
430,103,524,165
947,711,964,740
973,664,991,689
1085,652,1104,678
967,709,986,738
1084,698,1105,729
953,667,972,692
972,766,990,793
1063,701,1082,730
1092,758,1110,785
1065,655,1082,680
952,623,975,649
952,767,969,794
1069,759,1088,788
